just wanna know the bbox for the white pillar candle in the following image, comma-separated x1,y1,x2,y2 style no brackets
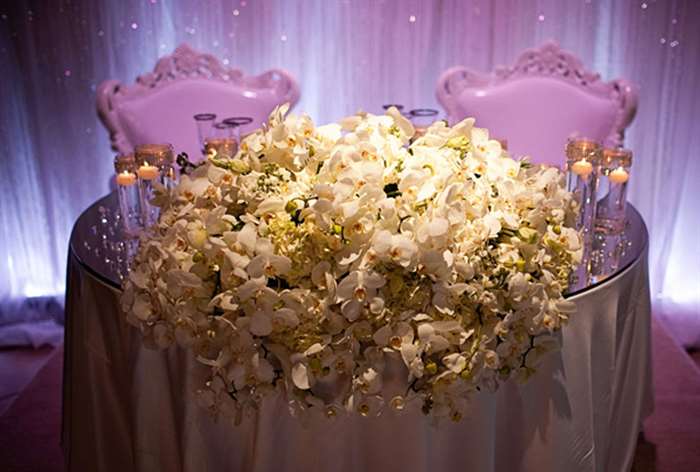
116,170,136,186
571,158,593,177
138,161,159,180
608,166,629,184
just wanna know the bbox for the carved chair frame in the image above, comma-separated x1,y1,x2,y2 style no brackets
436,41,638,147
97,44,300,154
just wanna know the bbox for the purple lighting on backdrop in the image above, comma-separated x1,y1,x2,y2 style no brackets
0,0,698,345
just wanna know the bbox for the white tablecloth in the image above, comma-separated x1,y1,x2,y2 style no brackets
63,246,653,472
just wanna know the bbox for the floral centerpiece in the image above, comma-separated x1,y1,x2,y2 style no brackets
122,105,582,423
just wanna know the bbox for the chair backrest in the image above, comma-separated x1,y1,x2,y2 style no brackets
97,44,300,160
436,41,637,167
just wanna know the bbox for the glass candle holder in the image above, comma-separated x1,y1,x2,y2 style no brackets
135,143,176,189
204,138,237,159
409,108,439,139
595,148,632,234
382,103,405,114
565,139,601,239
565,139,601,286
222,116,253,153
113,153,141,235
194,113,217,153
157,145,177,190
134,147,163,227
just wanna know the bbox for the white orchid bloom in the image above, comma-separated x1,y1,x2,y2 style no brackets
336,270,386,321
246,253,292,279
470,127,503,160
372,230,418,268
373,321,414,351
231,353,275,390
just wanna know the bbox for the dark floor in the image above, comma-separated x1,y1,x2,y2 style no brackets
688,348,700,371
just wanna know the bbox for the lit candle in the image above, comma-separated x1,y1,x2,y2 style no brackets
608,166,629,184
138,161,159,180
571,158,593,178
116,170,136,186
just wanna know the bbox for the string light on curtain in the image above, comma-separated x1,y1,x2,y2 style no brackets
0,0,698,346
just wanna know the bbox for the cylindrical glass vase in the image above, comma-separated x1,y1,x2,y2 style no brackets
157,144,177,190
565,139,601,286
135,143,177,189
382,103,405,114
223,116,253,152
204,137,238,159
194,113,217,154
114,153,141,235
565,139,601,241
134,147,163,228
595,148,632,235
409,108,439,139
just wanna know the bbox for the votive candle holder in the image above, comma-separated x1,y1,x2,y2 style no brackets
595,148,632,234
113,153,141,235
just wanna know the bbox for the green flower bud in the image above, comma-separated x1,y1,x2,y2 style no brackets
518,227,538,244
285,200,298,213
209,158,229,168
425,361,438,375
229,159,250,174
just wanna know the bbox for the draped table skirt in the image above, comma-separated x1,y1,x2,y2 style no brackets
62,195,653,472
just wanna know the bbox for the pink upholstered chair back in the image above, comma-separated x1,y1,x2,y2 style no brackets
436,42,637,167
97,44,300,160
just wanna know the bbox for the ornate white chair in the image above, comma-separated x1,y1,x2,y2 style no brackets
436,41,638,166
97,44,300,159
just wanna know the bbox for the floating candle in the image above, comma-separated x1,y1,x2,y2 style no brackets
608,166,629,184
138,161,159,180
116,170,136,186
571,158,593,177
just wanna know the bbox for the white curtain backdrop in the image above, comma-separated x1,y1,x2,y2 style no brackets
0,0,698,345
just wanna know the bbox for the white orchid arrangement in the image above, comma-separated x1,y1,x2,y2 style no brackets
122,105,582,423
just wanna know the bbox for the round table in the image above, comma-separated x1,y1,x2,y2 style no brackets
62,192,653,472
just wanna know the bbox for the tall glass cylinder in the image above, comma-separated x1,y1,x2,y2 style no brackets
113,153,141,235
223,116,253,152
204,122,238,160
134,147,162,228
565,139,601,241
158,144,177,190
194,113,217,153
596,148,632,234
565,139,601,286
